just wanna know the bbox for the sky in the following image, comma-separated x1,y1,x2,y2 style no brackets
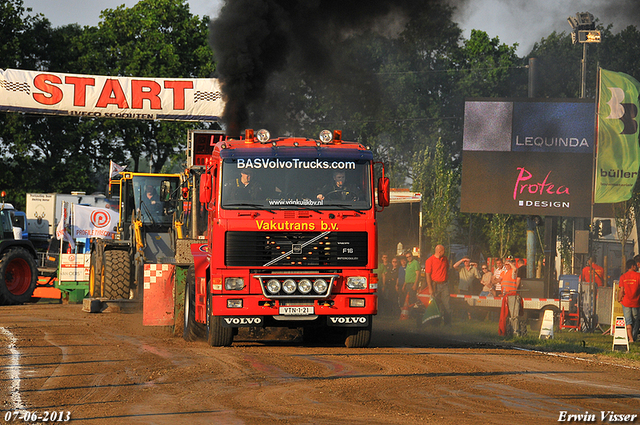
20,0,638,56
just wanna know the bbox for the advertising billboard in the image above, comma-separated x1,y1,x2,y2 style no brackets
461,99,596,217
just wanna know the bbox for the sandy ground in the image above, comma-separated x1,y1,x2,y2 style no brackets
1,303,639,424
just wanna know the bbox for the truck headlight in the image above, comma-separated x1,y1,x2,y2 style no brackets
225,277,245,290
313,279,328,294
298,279,312,294
346,277,367,290
282,279,296,294
266,279,281,294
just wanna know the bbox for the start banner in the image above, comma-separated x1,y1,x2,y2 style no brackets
0,68,224,121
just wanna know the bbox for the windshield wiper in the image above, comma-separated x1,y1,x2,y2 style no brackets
225,203,276,214
139,200,158,225
297,206,323,214
326,203,365,215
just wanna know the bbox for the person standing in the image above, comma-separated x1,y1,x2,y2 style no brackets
453,257,481,295
425,245,451,325
500,259,519,295
515,258,527,289
479,264,496,297
404,252,421,297
491,258,507,295
374,254,389,312
617,259,640,343
396,256,407,311
385,257,400,316
581,256,604,287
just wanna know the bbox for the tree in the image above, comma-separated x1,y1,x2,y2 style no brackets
612,189,640,270
455,30,524,99
413,138,458,250
75,0,215,173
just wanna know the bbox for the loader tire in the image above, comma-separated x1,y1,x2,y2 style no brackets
0,248,38,305
183,266,206,341
103,250,131,300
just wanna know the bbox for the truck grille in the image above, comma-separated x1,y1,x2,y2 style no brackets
225,231,368,267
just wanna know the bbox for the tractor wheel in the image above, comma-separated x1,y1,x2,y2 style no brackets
206,283,233,347
0,248,38,305
183,266,206,341
344,321,372,348
102,250,131,300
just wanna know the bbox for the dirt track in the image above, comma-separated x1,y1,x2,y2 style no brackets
1,303,639,424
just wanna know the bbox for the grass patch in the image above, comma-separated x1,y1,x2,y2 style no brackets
389,315,640,361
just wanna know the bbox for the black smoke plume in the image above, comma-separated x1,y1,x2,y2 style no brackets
209,0,449,137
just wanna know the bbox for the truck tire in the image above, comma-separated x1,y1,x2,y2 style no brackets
183,266,206,341
103,250,131,300
345,322,372,348
206,285,233,347
0,248,38,305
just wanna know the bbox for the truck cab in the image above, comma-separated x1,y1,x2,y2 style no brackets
186,129,390,348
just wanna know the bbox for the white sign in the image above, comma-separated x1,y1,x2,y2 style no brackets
0,68,224,121
73,204,120,239
59,254,90,282
612,315,629,351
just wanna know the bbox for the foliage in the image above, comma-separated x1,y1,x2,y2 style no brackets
413,138,458,249
612,189,640,270
0,0,215,209
396,318,640,360
557,218,575,275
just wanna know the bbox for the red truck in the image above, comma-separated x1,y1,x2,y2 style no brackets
184,129,389,347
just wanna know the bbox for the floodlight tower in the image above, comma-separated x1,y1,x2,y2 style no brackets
567,12,601,98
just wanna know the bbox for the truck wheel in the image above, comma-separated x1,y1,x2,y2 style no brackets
345,322,372,348
206,285,233,347
183,266,206,341
0,248,38,305
103,250,130,300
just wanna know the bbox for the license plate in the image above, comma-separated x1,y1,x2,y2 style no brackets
279,306,314,316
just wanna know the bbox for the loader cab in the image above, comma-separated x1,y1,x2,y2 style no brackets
116,173,182,240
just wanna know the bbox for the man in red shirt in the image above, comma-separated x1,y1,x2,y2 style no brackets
581,257,604,286
425,244,450,325
618,259,640,343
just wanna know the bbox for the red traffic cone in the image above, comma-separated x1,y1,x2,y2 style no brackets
400,293,411,321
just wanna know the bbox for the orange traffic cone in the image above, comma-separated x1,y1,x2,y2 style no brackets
400,293,411,321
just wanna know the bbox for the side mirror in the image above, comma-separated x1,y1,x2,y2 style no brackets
199,173,212,205
377,177,390,207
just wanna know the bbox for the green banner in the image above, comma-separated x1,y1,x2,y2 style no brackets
594,69,640,203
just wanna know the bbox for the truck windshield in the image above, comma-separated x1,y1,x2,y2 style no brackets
221,158,372,211
132,176,181,224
